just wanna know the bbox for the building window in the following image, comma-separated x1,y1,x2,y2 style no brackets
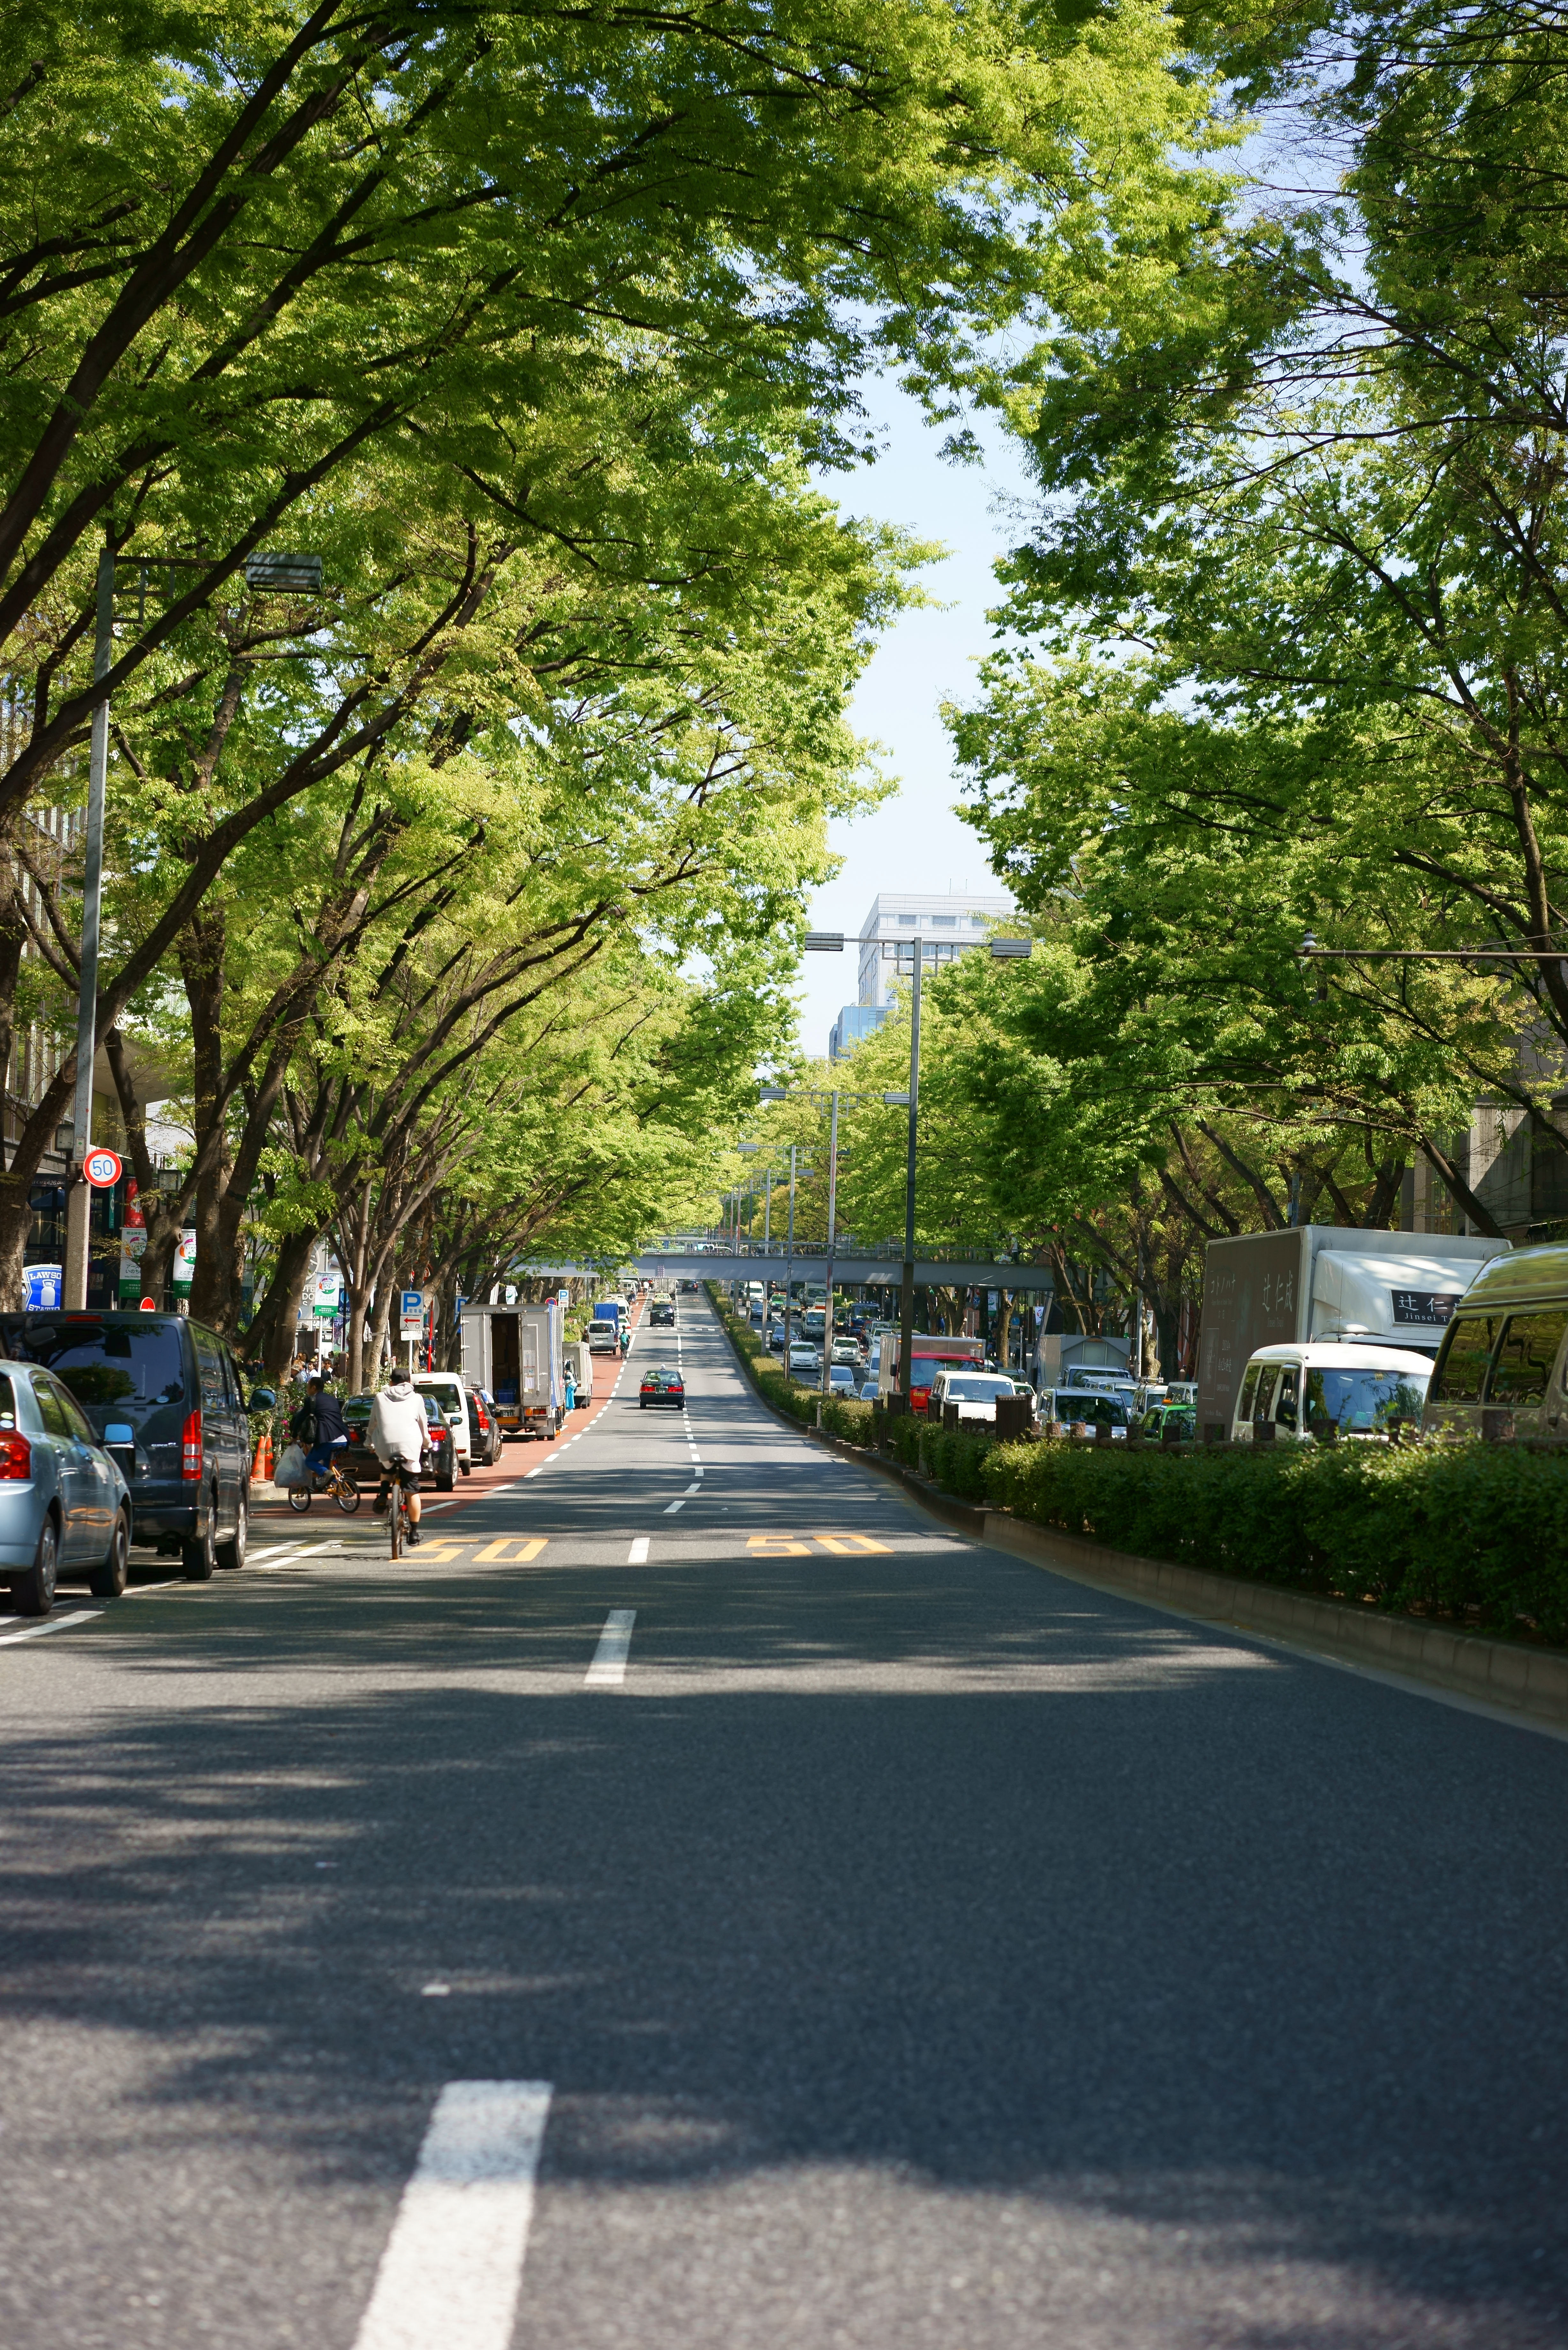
932,914,956,927
898,913,917,926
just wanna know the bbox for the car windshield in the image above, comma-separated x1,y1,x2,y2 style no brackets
1054,1392,1128,1427
2,1317,185,1431
943,1377,1013,1401
1305,1368,1428,1431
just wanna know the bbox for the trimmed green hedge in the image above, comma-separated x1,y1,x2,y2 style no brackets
982,1439,1568,1643
708,1289,876,1445
709,1285,1568,1645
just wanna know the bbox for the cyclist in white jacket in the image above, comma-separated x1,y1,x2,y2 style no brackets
367,1368,430,1546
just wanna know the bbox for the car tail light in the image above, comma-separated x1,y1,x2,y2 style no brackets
181,1410,202,1478
0,1430,31,1479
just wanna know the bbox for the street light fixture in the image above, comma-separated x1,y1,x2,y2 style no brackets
794,924,1034,1403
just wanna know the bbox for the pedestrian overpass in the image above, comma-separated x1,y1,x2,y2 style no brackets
529,1248,1057,1291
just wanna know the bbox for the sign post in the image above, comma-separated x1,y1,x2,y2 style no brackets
399,1288,423,1376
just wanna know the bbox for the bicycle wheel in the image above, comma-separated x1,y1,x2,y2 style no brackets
287,1483,312,1513
389,1490,403,1559
333,1474,361,1514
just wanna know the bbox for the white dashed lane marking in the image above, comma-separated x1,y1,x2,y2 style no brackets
351,2080,553,2350
585,1608,636,1686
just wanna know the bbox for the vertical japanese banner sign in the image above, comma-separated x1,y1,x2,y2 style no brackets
119,1180,147,1300
173,1230,197,1294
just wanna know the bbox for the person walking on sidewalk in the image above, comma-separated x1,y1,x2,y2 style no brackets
367,1367,429,1547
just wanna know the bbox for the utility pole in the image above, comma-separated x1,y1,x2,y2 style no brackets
63,539,114,1311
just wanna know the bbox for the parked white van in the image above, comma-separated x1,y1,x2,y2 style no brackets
1232,1343,1431,1443
413,1371,472,1473
1421,1241,1568,1443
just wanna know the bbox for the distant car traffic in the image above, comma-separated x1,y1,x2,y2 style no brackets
650,1299,675,1326
826,1364,859,1396
1140,1402,1196,1444
786,1343,820,1377
639,1366,686,1410
1039,1388,1133,1438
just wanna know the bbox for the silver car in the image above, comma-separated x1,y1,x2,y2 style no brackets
0,1362,131,1617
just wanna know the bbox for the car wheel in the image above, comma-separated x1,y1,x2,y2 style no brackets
216,1492,247,1571
88,1507,130,1599
182,1503,216,1581
460,1459,471,1477
14,1514,58,1617
437,1466,454,1492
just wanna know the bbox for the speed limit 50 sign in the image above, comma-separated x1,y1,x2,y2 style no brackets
82,1147,124,1188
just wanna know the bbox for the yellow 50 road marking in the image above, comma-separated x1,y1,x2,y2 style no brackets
746,1533,891,1557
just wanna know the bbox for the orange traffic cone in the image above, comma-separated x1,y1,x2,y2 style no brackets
253,1430,273,1481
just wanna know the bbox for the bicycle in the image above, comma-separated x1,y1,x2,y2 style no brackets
387,1467,413,1560
286,1450,361,1514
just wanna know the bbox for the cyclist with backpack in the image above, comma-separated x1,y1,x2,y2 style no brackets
367,1366,429,1547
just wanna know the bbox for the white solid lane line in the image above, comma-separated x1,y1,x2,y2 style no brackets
627,1537,649,1564
585,1607,636,1685
352,2080,553,2350
0,1607,102,1645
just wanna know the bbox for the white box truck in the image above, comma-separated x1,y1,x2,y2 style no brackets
460,1299,565,1440
1195,1225,1508,1434
562,1339,594,1409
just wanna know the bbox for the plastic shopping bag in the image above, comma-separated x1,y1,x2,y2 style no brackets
275,1442,308,1487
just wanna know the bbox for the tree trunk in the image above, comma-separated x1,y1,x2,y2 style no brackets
246,1228,316,1378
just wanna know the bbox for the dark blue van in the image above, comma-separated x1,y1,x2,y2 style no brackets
0,1312,259,1576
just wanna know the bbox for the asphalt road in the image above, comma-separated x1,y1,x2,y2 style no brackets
2,1290,1567,2349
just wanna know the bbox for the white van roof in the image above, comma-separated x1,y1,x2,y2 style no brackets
1246,1342,1434,1374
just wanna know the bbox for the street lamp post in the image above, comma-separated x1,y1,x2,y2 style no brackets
801,925,1034,1408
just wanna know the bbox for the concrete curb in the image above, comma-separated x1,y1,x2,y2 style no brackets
711,1296,1568,1730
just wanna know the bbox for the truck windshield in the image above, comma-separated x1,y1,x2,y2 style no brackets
1305,1368,1428,1432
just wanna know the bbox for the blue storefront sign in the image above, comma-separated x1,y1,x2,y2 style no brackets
25,1263,62,1309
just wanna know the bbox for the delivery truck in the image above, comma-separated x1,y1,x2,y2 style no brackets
1195,1225,1508,1435
460,1298,565,1439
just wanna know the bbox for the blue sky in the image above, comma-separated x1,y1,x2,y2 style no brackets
793,382,1036,1059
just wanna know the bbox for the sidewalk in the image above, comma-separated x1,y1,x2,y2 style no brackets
248,1294,645,1526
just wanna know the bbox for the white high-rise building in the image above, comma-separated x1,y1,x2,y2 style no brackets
828,888,1015,1058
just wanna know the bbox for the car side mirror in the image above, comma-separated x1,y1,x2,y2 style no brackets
248,1387,277,1412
